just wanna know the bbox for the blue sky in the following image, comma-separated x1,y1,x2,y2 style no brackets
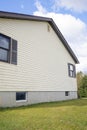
0,0,87,72
0,0,86,23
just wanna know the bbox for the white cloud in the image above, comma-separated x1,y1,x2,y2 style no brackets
33,0,87,72
35,0,47,14
52,0,87,13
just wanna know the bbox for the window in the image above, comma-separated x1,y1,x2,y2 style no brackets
16,92,27,101
0,33,17,65
0,34,10,62
68,63,76,78
65,91,69,96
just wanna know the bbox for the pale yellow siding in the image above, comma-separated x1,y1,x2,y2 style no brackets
0,18,77,91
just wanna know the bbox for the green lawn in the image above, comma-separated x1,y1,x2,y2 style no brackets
0,99,87,130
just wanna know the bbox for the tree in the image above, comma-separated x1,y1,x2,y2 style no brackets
79,75,87,97
77,72,87,98
77,71,83,89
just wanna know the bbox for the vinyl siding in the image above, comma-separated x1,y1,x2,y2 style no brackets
0,18,77,91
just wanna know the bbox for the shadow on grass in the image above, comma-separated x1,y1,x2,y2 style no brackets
0,99,87,111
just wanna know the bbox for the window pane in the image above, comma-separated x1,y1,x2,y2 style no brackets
0,49,8,61
70,65,74,71
0,35,9,49
65,91,69,96
16,92,26,101
70,71,73,77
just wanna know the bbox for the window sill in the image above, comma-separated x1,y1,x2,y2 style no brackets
16,100,27,103
0,60,8,63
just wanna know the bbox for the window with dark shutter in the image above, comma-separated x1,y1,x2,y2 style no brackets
68,63,76,78
11,39,17,65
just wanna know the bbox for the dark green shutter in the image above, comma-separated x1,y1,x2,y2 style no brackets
73,65,76,77
11,39,17,65
68,63,70,76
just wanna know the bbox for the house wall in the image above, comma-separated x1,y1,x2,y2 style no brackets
0,18,77,106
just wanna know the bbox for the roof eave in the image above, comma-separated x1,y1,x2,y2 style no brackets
0,11,51,22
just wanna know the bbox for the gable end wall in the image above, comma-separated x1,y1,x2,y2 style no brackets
0,18,77,92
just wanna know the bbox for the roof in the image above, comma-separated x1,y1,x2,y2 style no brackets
0,11,79,64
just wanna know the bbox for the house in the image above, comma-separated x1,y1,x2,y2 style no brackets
0,11,79,107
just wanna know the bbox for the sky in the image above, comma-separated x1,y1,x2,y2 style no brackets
0,0,87,73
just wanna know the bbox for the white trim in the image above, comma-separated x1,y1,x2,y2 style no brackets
16,100,27,103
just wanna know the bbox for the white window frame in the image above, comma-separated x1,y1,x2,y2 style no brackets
16,92,27,102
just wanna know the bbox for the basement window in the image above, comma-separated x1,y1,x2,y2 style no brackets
65,91,69,96
68,63,76,78
16,92,27,101
0,33,17,65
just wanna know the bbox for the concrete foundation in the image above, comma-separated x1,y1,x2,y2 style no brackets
0,91,77,107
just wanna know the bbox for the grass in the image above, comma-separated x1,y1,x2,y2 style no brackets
0,99,87,130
